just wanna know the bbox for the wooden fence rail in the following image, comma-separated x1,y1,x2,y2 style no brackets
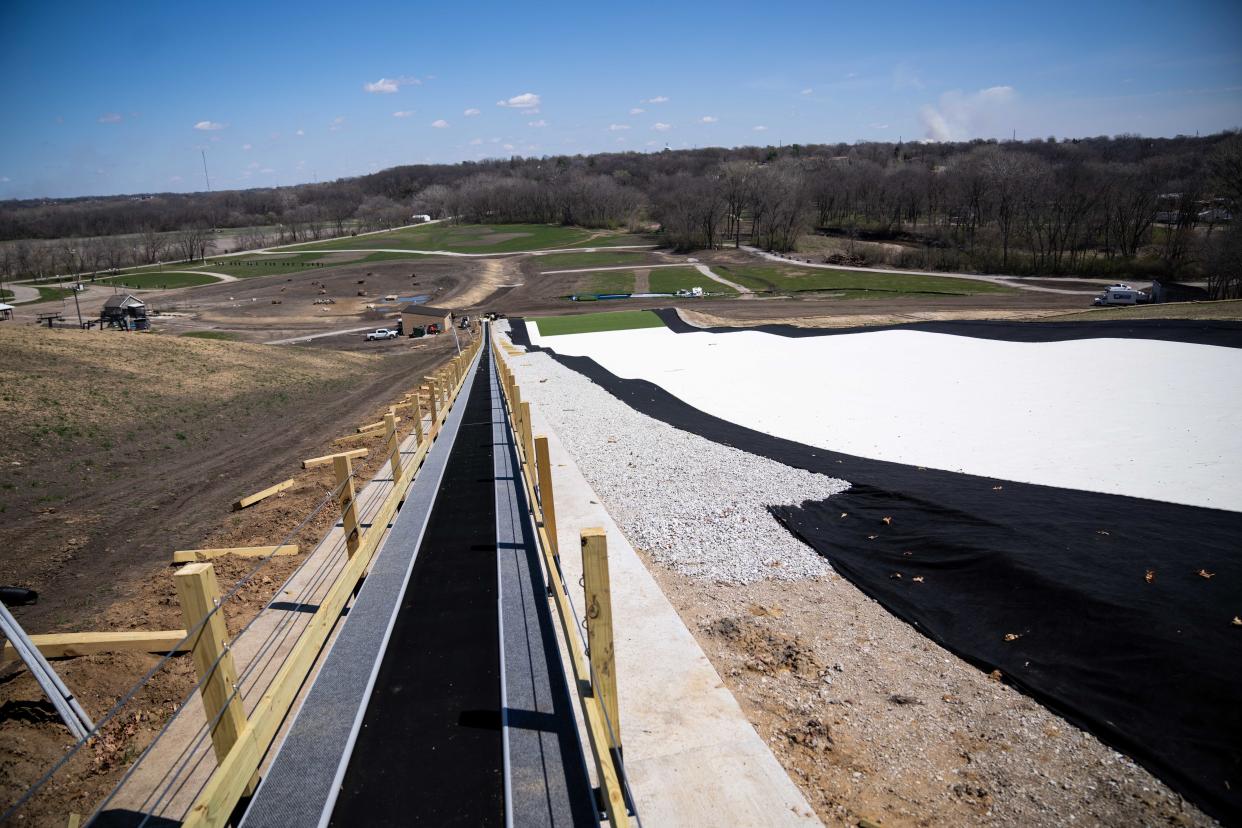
173,332,483,828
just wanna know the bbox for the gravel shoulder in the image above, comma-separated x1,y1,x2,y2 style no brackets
513,346,1214,828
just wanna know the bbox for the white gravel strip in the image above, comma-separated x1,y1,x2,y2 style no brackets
512,349,848,583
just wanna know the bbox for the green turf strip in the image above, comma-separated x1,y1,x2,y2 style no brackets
531,309,666,336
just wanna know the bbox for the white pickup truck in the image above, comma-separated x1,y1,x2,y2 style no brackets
364,328,399,341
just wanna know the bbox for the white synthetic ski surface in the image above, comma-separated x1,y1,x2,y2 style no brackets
528,323,1242,513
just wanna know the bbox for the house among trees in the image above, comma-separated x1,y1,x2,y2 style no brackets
100,294,149,330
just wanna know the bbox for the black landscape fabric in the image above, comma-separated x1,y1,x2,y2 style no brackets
509,313,1242,824
331,350,503,826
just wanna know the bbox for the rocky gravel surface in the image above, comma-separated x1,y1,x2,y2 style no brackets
514,351,846,583
507,342,1216,828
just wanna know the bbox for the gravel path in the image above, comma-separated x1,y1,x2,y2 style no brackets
514,349,846,583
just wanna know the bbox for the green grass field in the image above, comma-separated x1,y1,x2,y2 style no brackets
34,286,75,303
180,330,241,341
102,271,222,289
581,271,636,294
649,267,736,295
531,309,666,336
714,263,1016,296
278,223,604,254
535,250,654,270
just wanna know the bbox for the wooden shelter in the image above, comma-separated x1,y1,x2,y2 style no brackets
101,294,149,330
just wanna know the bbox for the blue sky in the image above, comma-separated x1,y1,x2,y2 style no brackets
2,0,1240,199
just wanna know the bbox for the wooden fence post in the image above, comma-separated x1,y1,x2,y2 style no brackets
384,411,403,484
423,383,438,431
519,401,535,473
581,528,620,751
534,436,558,557
411,392,424,445
175,563,248,767
333,454,361,556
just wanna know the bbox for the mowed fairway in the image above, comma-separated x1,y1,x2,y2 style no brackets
280,222,606,253
534,250,656,270
530,309,666,336
715,263,1018,297
649,267,736,294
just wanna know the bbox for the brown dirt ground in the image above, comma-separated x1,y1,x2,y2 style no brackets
0,324,465,821
643,560,1215,828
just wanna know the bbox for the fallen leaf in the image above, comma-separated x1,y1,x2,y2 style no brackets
1197,569,1215,579
1233,617,1242,627
902,551,913,557
890,572,903,579
992,485,1003,490
882,516,893,525
1004,633,1021,642
1097,530,1111,536
1145,569,1156,584
988,669,1003,682
912,576,925,583
867,534,878,540
839,512,848,519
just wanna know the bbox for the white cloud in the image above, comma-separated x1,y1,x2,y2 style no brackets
242,143,253,150
0,176,10,182
497,92,541,109
652,122,671,132
753,125,768,131
700,115,718,123
469,138,483,145
365,77,399,93
528,119,547,127
629,107,644,115
393,110,414,118
194,120,225,131
616,137,627,144
608,123,630,131
329,116,345,131
364,76,421,94
169,175,182,182
295,129,305,136
247,161,260,170
644,96,669,104
463,108,481,116
98,112,122,124
918,85,1016,141
869,123,890,130
503,143,515,150
645,140,660,146
800,88,813,95
260,167,275,174
431,119,450,128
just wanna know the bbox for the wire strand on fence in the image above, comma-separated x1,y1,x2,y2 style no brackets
2,466,360,824
491,337,642,825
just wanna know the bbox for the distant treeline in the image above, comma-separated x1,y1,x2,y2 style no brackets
2,133,1240,296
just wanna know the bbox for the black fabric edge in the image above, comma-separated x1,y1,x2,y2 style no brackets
503,313,1242,825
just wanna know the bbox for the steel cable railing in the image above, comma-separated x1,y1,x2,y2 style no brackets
490,329,642,826
1,469,355,824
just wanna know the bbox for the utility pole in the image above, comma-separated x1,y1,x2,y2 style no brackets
68,248,83,328
201,150,212,192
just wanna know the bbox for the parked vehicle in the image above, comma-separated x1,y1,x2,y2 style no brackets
426,323,441,335
1092,284,1148,306
459,315,470,329
408,325,425,338
365,328,399,341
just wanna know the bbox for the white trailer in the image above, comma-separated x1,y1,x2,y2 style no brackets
1093,284,1148,306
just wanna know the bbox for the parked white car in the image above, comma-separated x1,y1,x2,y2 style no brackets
365,328,399,341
